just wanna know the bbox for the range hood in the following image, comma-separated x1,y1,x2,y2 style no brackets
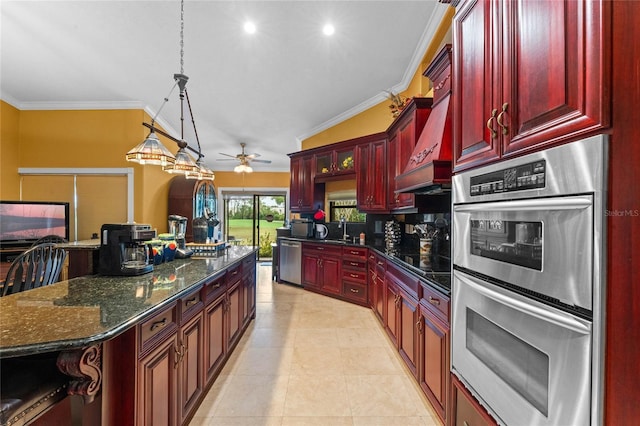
395,44,452,195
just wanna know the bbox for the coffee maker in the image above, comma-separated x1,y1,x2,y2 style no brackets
98,223,156,276
168,214,193,258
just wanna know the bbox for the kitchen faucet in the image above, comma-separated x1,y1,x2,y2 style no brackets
338,215,348,241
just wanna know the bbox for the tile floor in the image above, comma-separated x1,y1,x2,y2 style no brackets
189,264,441,425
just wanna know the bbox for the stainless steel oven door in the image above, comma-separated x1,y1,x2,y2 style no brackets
452,269,592,426
453,195,593,311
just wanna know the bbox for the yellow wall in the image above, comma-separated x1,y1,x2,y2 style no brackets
0,103,289,235
0,101,21,199
301,6,455,151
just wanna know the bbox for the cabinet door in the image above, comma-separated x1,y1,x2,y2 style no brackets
242,266,256,327
178,313,204,424
395,120,417,209
384,279,399,347
453,0,501,172
290,156,302,211
137,334,178,426
320,255,341,295
204,294,226,382
387,133,399,210
356,143,371,209
302,253,320,288
501,0,609,156
227,281,242,349
375,271,385,323
298,155,314,211
419,304,450,424
368,139,388,211
399,291,419,378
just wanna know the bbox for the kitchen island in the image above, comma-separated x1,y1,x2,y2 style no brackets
0,245,258,425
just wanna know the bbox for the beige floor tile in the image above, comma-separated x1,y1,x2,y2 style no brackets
340,347,404,375
206,374,289,417
283,375,351,417
282,416,354,425
293,328,339,348
345,375,430,417
290,346,344,375
231,346,294,376
336,328,388,348
190,265,443,426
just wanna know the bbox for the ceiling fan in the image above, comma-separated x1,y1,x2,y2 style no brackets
217,143,271,173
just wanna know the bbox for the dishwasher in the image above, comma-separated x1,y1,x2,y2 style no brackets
279,240,302,285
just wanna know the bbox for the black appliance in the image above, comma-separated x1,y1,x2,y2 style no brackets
98,223,156,276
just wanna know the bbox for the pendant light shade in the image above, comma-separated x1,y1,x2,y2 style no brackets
234,161,253,173
186,158,215,181
163,146,200,174
126,130,176,166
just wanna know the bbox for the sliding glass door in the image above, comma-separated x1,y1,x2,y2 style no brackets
224,192,286,258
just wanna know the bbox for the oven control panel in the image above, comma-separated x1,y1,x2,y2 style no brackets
470,160,546,196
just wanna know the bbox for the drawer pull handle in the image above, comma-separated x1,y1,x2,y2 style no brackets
350,251,358,255
428,296,440,306
232,270,238,275
350,288,360,293
377,261,384,266
350,262,358,266
497,102,509,135
317,247,324,250
150,318,167,331
486,108,498,139
185,297,198,307
350,273,359,278
212,283,222,289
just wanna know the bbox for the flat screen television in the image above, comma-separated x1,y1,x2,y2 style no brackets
0,200,70,248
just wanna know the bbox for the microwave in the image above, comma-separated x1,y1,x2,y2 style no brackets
291,219,313,238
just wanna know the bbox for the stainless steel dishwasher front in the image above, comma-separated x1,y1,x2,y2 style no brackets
279,240,302,285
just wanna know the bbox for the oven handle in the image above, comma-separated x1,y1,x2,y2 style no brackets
454,196,591,212
457,271,591,335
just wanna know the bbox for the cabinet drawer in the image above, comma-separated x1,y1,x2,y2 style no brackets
242,255,256,271
387,262,420,299
343,258,366,270
226,263,242,282
343,246,367,259
453,375,496,426
368,252,386,271
343,269,367,284
179,286,204,324
303,243,342,256
420,282,450,323
138,304,177,356
203,273,226,303
342,281,367,304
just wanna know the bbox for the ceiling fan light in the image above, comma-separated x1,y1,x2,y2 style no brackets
126,131,176,166
234,163,253,173
163,146,200,174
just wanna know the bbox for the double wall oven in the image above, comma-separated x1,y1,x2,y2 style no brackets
452,135,607,426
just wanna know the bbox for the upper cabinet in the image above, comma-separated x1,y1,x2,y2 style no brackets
387,98,433,210
452,0,610,172
315,146,355,178
289,154,315,212
355,133,389,213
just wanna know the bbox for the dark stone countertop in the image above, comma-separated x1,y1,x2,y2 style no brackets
278,237,451,294
0,246,258,358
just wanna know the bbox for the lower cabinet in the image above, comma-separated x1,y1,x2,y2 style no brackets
137,333,179,426
384,277,400,347
302,243,342,295
398,287,419,378
105,255,258,426
451,374,497,426
178,312,204,424
418,301,449,424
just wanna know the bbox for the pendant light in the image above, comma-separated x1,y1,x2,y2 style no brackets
126,0,214,181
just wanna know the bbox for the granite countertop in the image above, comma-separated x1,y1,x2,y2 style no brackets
279,237,451,294
0,246,257,358
57,239,101,249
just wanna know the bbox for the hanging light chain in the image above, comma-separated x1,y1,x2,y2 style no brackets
180,0,185,75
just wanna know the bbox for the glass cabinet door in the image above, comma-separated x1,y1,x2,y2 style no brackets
315,153,332,175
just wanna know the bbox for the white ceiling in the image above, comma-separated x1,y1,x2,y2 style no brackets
1,1,449,172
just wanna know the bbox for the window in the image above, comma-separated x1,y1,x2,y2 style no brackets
329,200,365,222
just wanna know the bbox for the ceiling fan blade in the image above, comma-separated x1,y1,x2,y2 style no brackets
216,158,238,161
218,153,237,158
246,153,261,159
251,159,272,164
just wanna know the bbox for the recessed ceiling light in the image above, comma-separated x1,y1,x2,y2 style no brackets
322,23,335,36
244,21,256,34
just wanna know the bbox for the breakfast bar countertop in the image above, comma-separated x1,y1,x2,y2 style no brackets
0,246,257,358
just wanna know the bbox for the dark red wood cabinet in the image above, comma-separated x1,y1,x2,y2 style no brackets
452,0,610,172
355,133,389,213
289,154,316,212
387,98,433,210
301,243,342,296
450,374,497,426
